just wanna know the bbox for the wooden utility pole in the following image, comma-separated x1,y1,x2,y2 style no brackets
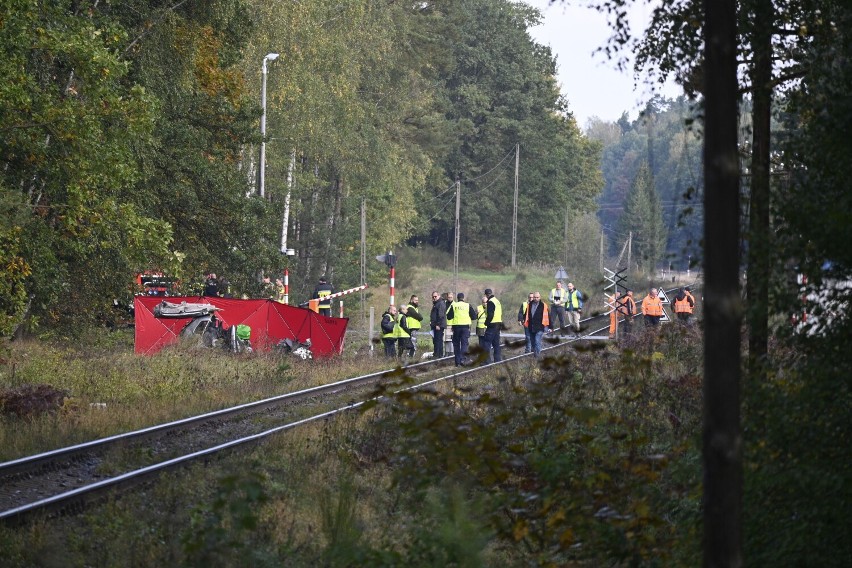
453,177,461,293
703,0,743,565
512,143,520,268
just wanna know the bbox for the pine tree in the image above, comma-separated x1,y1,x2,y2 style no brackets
620,162,667,273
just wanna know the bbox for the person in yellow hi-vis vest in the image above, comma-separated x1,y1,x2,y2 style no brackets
446,293,477,367
380,305,398,358
399,295,423,357
483,288,503,363
476,295,488,350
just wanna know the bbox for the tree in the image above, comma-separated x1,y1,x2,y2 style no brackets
619,162,666,273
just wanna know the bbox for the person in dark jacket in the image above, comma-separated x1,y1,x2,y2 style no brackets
203,273,219,297
380,305,398,358
524,292,550,357
517,292,534,353
673,287,695,324
482,288,503,363
429,291,447,358
312,276,334,316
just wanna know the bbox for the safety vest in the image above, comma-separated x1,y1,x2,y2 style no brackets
405,305,421,330
447,301,472,326
550,288,564,305
476,305,487,329
394,313,410,338
524,302,550,328
674,295,693,314
642,295,664,317
487,297,502,324
381,313,396,339
317,289,332,309
565,289,582,309
617,295,636,316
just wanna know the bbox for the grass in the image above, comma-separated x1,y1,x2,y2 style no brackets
0,330,706,566
0,247,708,565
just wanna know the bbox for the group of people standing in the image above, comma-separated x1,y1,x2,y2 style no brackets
608,285,696,337
516,281,585,356
380,281,698,363
380,295,424,359
382,289,503,366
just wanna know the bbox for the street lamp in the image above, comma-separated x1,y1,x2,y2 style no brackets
259,52,279,199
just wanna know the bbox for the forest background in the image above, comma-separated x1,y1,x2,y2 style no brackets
0,0,703,334
1,0,851,565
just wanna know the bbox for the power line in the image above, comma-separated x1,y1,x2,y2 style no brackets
460,146,517,184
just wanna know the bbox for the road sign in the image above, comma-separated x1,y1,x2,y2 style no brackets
555,266,568,280
658,288,670,304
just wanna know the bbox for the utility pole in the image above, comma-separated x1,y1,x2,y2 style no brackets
599,230,605,271
511,143,519,268
360,198,366,327
453,177,461,293
627,231,633,272
564,205,570,265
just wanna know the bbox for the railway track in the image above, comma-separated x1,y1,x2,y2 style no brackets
0,286,691,524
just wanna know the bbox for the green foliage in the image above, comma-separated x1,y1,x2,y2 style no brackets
0,227,31,336
182,471,270,566
594,97,702,270
620,162,668,273
369,339,703,565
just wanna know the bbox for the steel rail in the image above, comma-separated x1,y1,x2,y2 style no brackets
1,286,696,523
0,354,454,478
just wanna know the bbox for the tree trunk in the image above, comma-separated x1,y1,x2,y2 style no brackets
702,0,743,566
747,0,773,379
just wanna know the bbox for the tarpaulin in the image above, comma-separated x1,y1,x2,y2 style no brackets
134,296,347,356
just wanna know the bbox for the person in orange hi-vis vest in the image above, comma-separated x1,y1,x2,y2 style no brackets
641,287,665,328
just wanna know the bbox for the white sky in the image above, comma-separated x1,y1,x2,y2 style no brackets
524,0,683,128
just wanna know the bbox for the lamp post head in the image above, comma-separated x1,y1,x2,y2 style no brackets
265,53,280,62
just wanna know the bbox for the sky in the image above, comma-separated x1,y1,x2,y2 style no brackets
524,0,683,129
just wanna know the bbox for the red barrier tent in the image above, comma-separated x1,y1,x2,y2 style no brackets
134,296,348,356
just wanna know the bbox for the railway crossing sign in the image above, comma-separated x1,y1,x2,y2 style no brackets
555,266,568,280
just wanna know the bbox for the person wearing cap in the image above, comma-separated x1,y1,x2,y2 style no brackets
446,292,477,366
399,295,423,357
312,276,334,317
673,287,695,324
483,288,503,363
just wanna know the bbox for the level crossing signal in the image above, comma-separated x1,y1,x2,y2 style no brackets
603,267,628,315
